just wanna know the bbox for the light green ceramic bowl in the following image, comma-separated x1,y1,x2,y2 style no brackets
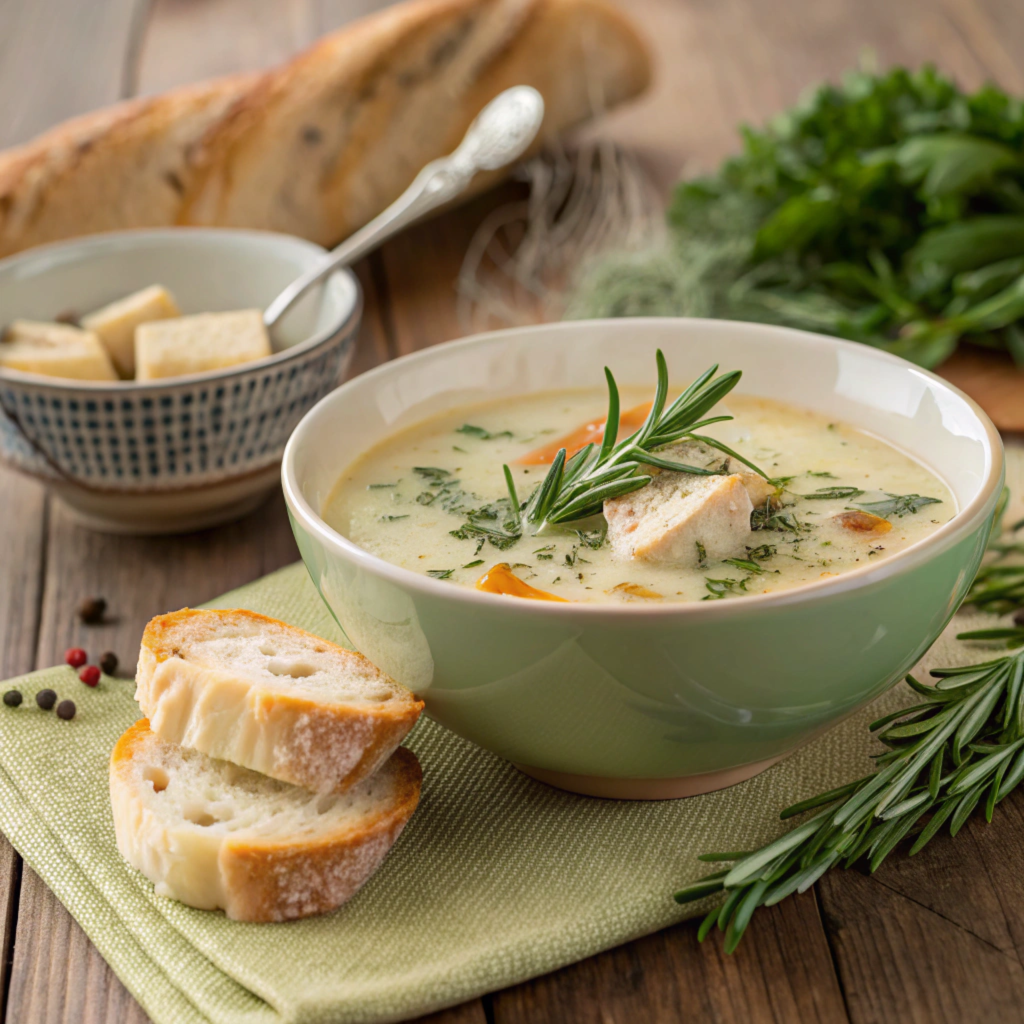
282,319,1004,799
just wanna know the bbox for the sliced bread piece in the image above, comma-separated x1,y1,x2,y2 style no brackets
134,309,271,380
81,284,181,378
110,719,421,921
136,608,424,794
0,320,118,380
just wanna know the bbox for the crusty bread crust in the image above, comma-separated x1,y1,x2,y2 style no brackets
136,608,424,794
0,0,650,258
110,720,422,922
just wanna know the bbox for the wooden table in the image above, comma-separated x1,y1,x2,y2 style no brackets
2,0,1024,1021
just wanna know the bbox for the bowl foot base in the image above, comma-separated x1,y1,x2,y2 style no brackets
50,466,280,535
513,756,783,800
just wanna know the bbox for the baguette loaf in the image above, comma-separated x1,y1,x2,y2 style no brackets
110,719,422,921
0,0,650,259
136,608,424,794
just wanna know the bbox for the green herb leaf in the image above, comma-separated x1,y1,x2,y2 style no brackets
723,558,764,575
414,467,451,481
573,66,1024,367
800,486,864,500
855,493,942,518
426,569,454,580
751,503,805,532
456,424,514,441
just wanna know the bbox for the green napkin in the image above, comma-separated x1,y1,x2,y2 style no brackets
0,560,1011,1024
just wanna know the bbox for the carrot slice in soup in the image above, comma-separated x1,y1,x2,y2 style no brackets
476,564,569,602
517,401,653,465
833,510,892,534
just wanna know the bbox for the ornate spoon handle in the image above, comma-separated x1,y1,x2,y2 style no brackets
264,85,545,330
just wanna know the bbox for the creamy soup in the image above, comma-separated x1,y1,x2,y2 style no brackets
324,388,954,604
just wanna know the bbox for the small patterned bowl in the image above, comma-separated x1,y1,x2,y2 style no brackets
0,229,361,533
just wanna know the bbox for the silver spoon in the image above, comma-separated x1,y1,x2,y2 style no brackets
263,85,546,330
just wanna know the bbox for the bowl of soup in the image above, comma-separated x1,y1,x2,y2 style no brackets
282,318,1003,799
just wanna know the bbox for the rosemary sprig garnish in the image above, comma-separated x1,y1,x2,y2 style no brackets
799,486,863,500
504,351,767,533
675,640,1024,953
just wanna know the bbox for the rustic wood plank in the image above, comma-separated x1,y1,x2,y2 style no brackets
0,0,149,147
6,872,149,1024
820,863,1024,1022
0,479,46,682
378,183,530,354
410,1002,489,1024
489,893,848,1024
135,0,312,95
957,787,1024,962
815,782,1024,1024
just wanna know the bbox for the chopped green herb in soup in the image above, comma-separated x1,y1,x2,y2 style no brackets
324,362,954,604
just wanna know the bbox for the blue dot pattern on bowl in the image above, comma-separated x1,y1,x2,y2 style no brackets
0,323,356,490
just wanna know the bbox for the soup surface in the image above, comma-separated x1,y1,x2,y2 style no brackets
324,389,954,604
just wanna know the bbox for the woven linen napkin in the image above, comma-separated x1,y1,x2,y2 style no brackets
0,450,1018,1024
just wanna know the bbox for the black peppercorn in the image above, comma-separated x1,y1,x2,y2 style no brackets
99,651,118,675
3,690,22,707
77,597,107,624
56,699,76,721
35,689,57,711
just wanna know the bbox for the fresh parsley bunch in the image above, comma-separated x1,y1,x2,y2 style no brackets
576,66,1024,368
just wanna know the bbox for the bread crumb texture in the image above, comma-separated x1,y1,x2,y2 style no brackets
111,720,422,921
136,608,424,794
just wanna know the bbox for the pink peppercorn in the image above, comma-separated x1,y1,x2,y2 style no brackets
65,648,87,669
78,665,100,687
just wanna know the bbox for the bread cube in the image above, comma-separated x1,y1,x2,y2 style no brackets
81,284,180,378
0,320,118,381
604,443,764,565
135,309,272,381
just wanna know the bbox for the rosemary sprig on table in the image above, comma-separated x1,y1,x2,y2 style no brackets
964,512,1024,615
675,638,1024,952
504,350,768,533
676,489,1024,951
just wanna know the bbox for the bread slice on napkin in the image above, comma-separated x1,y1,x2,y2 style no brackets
0,0,651,258
135,608,424,794
110,719,422,921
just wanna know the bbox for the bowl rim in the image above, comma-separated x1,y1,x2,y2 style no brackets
282,317,1005,620
0,227,362,391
